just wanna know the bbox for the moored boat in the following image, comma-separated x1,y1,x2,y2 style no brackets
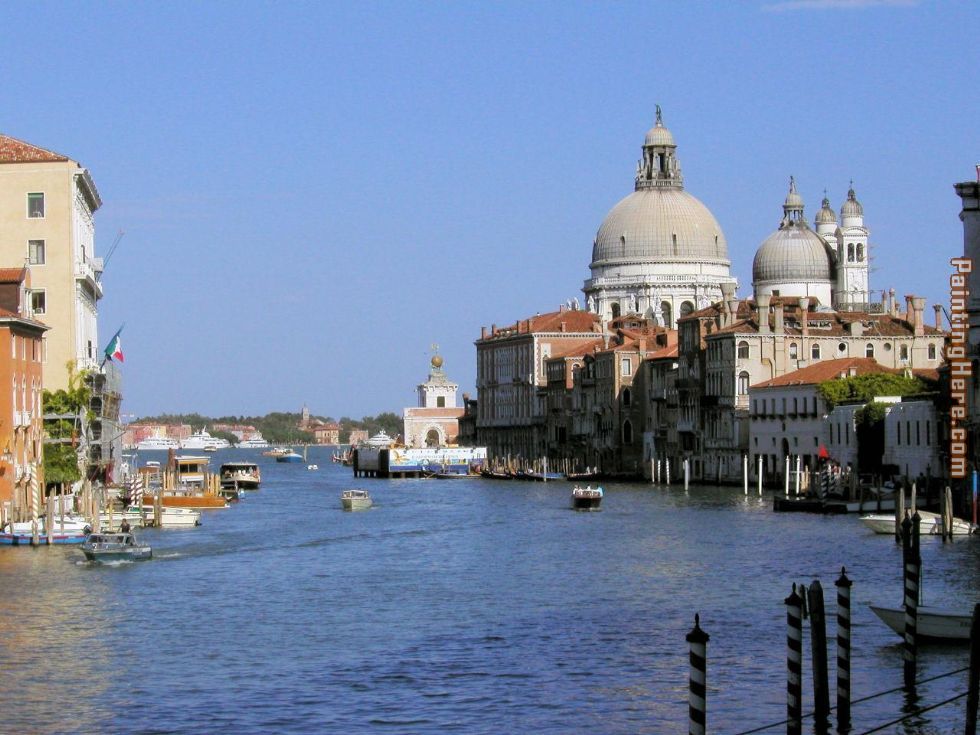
341,489,373,511
141,505,202,527
861,511,977,536
276,451,304,463
571,485,603,511
80,532,152,562
869,604,974,642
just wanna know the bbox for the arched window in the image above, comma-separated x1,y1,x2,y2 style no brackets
789,343,798,359
865,343,875,359
623,420,634,445
928,343,937,360
857,243,864,262
622,388,631,407
811,343,821,360
847,243,855,262
660,301,672,329
737,341,749,359
611,302,621,319
900,344,908,361
738,371,750,395
680,301,694,318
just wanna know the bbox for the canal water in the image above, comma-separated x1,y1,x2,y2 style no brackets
1,446,977,734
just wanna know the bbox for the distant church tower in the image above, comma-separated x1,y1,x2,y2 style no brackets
417,353,458,409
832,185,871,311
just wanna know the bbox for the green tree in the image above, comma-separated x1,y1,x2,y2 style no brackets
816,372,931,410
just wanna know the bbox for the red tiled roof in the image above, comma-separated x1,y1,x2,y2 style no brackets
0,134,69,163
752,358,894,389
0,268,27,284
527,310,600,333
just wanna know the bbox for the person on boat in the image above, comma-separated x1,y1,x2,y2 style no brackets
120,519,131,533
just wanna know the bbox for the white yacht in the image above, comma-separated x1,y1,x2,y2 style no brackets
237,433,270,449
180,429,231,451
136,436,179,451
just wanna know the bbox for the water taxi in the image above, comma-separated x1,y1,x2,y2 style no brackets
341,489,373,511
81,532,152,562
571,485,603,511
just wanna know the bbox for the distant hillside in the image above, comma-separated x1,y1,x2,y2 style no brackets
136,411,402,444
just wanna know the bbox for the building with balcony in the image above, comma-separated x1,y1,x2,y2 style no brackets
0,134,104,392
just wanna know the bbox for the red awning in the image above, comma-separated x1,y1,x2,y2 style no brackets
818,445,830,459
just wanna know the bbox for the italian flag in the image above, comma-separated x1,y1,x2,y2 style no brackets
104,329,124,362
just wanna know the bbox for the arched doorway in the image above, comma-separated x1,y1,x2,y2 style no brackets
425,429,441,447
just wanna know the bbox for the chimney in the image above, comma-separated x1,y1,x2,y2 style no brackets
757,294,771,334
491,323,497,336
560,321,567,333
911,296,926,336
889,288,898,317
934,303,943,329
799,297,810,337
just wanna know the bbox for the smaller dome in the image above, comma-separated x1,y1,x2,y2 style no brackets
784,176,803,209
815,196,837,225
644,105,675,147
841,186,863,218
644,122,675,147
753,227,834,284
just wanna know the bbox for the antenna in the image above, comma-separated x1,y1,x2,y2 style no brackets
97,229,125,280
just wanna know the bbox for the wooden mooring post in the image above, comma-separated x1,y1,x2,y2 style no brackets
757,455,762,495
785,584,804,735
835,567,852,732
743,455,748,495
902,511,921,690
807,581,830,732
686,614,709,735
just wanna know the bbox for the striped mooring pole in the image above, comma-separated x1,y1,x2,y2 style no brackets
686,614,709,735
835,567,852,732
902,511,921,690
785,584,804,735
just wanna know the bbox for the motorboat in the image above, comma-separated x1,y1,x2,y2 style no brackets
869,604,974,642
237,434,270,449
571,485,603,511
860,510,977,536
307,464,318,471
135,436,179,451
341,489,373,511
141,505,202,527
220,462,261,490
276,451,304,463
0,518,90,545
263,447,291,458
80,532,152,562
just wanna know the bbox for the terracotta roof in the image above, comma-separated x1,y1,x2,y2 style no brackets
0,268,27,284
0,134,69,163
645,344,679,360
752,358,894,389
480,310,600,341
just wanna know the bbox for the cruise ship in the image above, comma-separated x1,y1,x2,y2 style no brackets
135,436,179,451
180,429,231,451
237,433,270,449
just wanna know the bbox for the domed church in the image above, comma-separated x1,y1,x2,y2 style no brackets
583,108,737,327
752,177,871,311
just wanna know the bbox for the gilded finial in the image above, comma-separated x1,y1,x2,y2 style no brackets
655,104,662,125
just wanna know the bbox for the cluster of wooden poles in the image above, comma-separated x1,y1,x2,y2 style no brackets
683,514,980,735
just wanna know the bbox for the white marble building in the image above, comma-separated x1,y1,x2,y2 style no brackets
583,109,736,327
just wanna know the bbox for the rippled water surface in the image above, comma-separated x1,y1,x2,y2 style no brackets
1,448,977,734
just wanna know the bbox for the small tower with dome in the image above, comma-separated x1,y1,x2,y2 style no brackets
404,348,464,447
832,184,871,311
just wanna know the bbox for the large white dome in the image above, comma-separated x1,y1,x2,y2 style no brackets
591,188,730,266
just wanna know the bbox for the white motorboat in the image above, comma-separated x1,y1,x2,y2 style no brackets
341,489,373,511
571,485,603,510
861,510,977,536
220,462,261,490
136,436,179,451
869,604,975,642
141,505,202,527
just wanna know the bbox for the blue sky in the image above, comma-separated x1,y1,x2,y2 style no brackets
2,0,977,419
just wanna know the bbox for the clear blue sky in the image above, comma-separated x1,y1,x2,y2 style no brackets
3,0,977,420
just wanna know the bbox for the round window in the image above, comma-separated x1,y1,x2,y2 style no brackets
883,343,892,352
837,342,847,353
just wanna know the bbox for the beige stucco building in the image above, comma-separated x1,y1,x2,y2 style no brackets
0,134,103,392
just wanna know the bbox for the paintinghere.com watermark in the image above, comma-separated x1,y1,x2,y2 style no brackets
949,257,972,478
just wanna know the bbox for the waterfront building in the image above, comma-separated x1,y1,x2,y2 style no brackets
0,273,48,518
347,429,369,445
826,397,943,481
583,110,736,326
475,308,602,458
403,354,464,447
954,173,980,472
0,134,103,390
311,422,341,445
749,357,895,476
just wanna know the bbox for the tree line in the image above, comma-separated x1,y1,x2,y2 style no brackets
137,411,403,444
